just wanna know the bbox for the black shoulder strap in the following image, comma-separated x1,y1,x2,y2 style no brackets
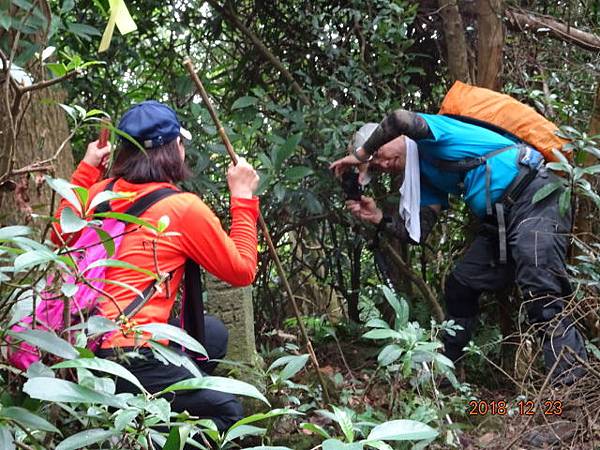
114,189,206,349
420,145,518,173
124,188,180,217
94,179,118,214
182,260,205,348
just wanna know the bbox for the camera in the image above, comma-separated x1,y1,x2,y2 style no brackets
341,171,363,201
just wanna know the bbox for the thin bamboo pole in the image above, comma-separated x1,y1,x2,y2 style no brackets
183,58,331,404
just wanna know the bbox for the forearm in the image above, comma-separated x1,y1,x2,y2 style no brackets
378,205,439,244
363,110,431,155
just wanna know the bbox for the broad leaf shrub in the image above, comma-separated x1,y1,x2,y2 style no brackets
0,179,440,449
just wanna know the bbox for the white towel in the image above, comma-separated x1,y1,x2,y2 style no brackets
399,137,421,242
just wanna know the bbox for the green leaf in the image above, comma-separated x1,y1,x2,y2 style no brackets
150,342,202,378
56,429,115,450
273,134,302,170
268,354,309,381
74,186,90,208
61,0,75,13
139,323,206,356
162,426,181,450
145,398,171,422
559,188,571,216
546,161,572,175
0,15,11,31
60,206,87,233
1,406,61,434
300,422,332,439
83,258,158,280
224,425,265,443
87,277,143,299
92,227,115,257
7,329,79,360
322,439,363,450
366,420,438,441
87,316,119,334
45,177,82,214
230,409,301,430
161,376,269,405
362,329,405,341
532,182,561,204
283,166,313,181
47,63,67,77
13,248,59,270
23,377,128,409
93,211,157,231
0,426,14,450
580,164,600,175
113,409,138,432
67,22,102,39
0,225,31,241
382,286,408,328
365,319,390,329
87,190,131,214
331,405,354,443
52,357,145,392
231,96,258,110
377,344,403,366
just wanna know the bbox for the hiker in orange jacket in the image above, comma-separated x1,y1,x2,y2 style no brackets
53,100,260,431
331,109,587,385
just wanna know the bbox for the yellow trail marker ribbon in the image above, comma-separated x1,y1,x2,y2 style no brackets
98,0,137,53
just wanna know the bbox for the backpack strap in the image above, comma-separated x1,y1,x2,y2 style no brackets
95,179,118,214
124,188,180,216
181,259,206,349
113,187,180,319
420,144,518,173
116,189,206,348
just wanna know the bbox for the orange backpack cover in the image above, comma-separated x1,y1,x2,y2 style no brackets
438,81,570,162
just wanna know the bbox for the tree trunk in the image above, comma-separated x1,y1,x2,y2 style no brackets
0,86,75,226
0,7,75,226
476,0,504,90
574,79,600,240
438,0,471,83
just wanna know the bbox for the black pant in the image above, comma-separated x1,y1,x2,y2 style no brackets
96,315,243,432
443,169,587,383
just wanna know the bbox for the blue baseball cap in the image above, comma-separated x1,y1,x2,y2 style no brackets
118,100,192,149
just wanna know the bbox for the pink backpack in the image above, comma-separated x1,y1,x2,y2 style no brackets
9,182,181,370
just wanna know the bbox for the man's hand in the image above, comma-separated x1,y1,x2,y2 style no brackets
83,140,112,169
330,154,368,178
345,196,383,224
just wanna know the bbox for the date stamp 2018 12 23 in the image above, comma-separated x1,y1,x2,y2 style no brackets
467,400,563,416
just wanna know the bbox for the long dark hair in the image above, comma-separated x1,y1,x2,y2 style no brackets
110,139,191,183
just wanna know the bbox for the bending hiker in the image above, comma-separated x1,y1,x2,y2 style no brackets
51,101,260,430
331,107,587,384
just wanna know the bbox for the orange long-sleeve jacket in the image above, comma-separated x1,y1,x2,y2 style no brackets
51,161,259,348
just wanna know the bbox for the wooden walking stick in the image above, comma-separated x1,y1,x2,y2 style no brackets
183,58,331,404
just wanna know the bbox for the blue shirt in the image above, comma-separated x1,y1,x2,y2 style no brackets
416,114,524,217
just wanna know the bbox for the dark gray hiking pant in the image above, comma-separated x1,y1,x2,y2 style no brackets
443,168,588,384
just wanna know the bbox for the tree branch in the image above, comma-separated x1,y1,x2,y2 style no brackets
19,69,81,95
506,7,600,52
204,0,311,106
